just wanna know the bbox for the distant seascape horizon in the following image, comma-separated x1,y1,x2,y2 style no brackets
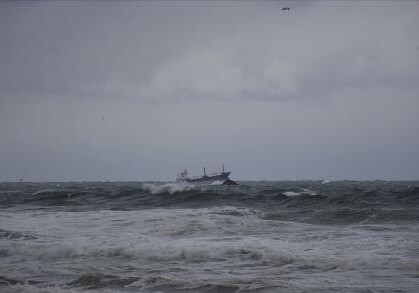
1,0,418,292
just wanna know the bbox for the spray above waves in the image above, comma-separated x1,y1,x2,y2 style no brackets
141,182,196,195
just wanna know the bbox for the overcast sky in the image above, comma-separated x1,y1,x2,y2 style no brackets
0,1,418,181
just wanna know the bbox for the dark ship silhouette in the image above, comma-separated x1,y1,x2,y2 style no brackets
176,164,234,184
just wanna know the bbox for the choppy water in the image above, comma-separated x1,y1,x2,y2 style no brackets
0,181,418,292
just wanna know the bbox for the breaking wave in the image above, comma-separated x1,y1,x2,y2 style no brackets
0,181,418,224
141,182,195,194
1,181,419,293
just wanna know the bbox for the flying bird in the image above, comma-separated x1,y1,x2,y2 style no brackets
281,7,290,11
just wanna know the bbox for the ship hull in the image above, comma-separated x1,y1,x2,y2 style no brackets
181,172,231,183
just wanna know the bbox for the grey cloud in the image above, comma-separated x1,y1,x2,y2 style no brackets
0,1,418,181
67,2,419,104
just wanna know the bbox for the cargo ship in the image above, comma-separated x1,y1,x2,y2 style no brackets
176,165,231,183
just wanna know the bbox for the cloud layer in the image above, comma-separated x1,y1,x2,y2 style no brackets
1,1,418,180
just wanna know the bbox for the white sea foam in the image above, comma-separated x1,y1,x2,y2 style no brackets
31,189,55,196
301,188,318,195
210,180,224,185
283,188,318,197
141,182,194,194
2,196,419,293
283,191,301,197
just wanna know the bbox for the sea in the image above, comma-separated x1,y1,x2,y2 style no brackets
0,180,418,293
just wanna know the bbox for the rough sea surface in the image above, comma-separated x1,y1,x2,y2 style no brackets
0,181,418,293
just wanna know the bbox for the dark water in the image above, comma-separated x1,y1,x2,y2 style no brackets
1,181,418,292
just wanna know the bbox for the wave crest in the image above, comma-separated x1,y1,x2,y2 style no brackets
141,183,195,195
